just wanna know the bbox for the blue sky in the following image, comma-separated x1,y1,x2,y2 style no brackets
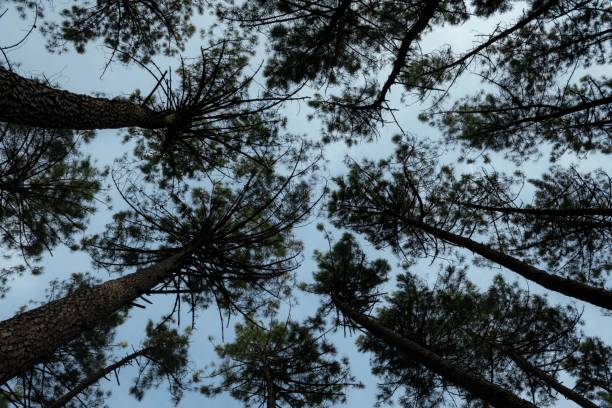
1,1,610,407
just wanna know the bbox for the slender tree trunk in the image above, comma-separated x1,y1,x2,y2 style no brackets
370,0,440,108
48,347,153,408
0,249,190,384
399,215,612,310
264,363,276,408
267,382,276,408
332,294,537,408
456,202,612,217
493,95,612,128
503,348,598,408
0,67,176,130
428,0,558,74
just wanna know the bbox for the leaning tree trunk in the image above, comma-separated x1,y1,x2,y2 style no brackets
0,249,190,384
0,67,176,130
456,202,612,218
399,215,612,310
49,347,153,408
332,294,537,408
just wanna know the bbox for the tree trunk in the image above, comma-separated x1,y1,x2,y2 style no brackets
503,348,598,408
267,382,276,408
263,362,276,408
49,347,153,408
456,202,612,218
0,67,176,130
370,0,440,108
0,249,190,384
399,215,612,310
332,294,537,408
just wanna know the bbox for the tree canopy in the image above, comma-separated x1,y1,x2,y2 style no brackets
0,0,610,407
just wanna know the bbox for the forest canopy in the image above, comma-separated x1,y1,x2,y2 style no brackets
0,0,610,407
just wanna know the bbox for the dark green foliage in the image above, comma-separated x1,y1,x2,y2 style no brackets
565,337,612,405
85,154,312,315
13,0,206,64
216,0,611,157
511,167,612,282
419,0,612,160
430,76,611,161
126,40,296,186
217,0,504,91
130,321,192,404
203,317,360,407
0,123,103,261
310,233,390,314
216,0,450,141
311,238,604,407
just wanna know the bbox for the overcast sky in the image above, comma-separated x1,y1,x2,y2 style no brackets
1,1,610,407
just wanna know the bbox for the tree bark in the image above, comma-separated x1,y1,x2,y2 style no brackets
48,347,153,408
332,294,537,408
503,348,598,408
399,215,612,310
0,249,190,384
0,67,176,130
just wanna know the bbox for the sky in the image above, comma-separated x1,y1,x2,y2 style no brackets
0,1,610,407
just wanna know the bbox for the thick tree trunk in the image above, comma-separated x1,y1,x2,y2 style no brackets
49,347,153,408
400,215,612,310
332,294,537,408
503,348,598,408
0,67,176,130
0,249,190,384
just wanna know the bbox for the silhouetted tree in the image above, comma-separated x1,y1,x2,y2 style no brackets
203,316,360,407
218,0,610,153
306,234,540,408
327,138,612,309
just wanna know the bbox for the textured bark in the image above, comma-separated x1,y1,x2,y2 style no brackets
0,67,176,130
49,347,153,408
332,295,537,408
0,249,189,384
399,215,612,310
503,348,598,408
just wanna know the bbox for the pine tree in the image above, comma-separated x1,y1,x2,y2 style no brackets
327,138,612,309
0,0,610,406
309,234,606,407
203,316,360,408
0,154,312,384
